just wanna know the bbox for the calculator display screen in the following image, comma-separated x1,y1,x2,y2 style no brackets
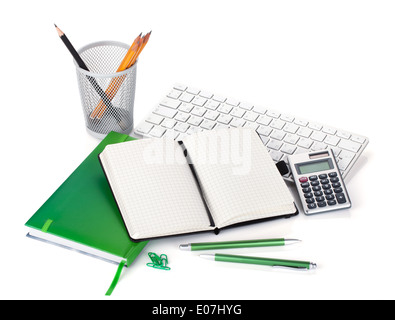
297,159,332,174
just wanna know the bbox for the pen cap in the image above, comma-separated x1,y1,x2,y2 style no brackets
75,41,137,139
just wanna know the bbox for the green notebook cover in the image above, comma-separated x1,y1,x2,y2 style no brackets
25,131,147,267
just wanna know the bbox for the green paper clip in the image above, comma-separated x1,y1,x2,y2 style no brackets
146,252,171,271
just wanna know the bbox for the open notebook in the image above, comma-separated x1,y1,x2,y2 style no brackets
99,128,297,241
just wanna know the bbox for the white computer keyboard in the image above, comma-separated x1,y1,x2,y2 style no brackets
134,84,369,180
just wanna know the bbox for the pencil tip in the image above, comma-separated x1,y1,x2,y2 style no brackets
54,23,57,28
54,24,64,37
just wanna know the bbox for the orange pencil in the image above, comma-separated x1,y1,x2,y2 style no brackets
90,34,142,119
95,32,151,119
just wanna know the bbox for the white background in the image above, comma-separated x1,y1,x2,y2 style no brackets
1,0,394,300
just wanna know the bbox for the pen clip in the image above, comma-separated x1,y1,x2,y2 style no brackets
272,262,316,271
272,265,309,271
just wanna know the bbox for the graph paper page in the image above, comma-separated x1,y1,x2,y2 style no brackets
100,138,213,240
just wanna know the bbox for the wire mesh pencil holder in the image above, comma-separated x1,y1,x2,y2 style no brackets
75,41,137,139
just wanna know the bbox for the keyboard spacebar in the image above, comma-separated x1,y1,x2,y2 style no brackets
153,106,177,118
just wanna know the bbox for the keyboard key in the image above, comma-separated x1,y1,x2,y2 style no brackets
173,84,187,91
205,100,220,110
239,102,254,111
243,111,259,122
338,139,361,153
257,115,272,126
311,131,326,142
257,126,272,136
187,116,203,127
162,119,176,129
230,108,246,118
178,102,194,113
150,126,167,138
254,107,267,115
167,89,182,99
298,138,313,149
136,122,153,134
283,133,299,145
199,91,213,99
324,135,340,146
146,114,164,125
266,110,280,118
269,150,283,161
308,122,322,131
218,114,233,125
267,139,283,151
322,126,337,135
201,119,216,130
179,92,195,103
212,95,227,102
191,106,206,117
271,130,286,141
244,121,259,131
297,127,313,138
283,123,299,134
270,119,286,130
311,141,327,151
160,98,181,109
230,118,246,127
218,104,233,114
192,96,207,107
174,122,190,133
336,130,351,139
281,143,297,155
204,110,220,121
226,98,240,106
186,87,200,95
174,112,190,122
153,106,177,118
294,118,308,127
351,135,366,144
280,114,295,122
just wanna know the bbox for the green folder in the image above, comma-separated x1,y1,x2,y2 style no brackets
25,131,147,295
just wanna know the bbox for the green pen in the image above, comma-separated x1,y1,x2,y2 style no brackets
200,253,317,270
179,238,301,251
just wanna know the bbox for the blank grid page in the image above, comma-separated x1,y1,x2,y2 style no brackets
183,128,295,228
100,139,212,240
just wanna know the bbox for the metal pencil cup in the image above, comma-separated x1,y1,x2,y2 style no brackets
75,41,137,139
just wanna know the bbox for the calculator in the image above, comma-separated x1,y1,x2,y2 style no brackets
288,149,351,215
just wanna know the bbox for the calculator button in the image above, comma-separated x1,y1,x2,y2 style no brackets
302,187,311,193
312,186,321,191
301,182,310,188
305,198,315,204
319,174,327,179
314,191,323,197
322,184,331,189
329,172,338,177
310,180,320,186
304,193,313,198
330,177,339,183
320,179,329,184
309,175,318,181
328,200,337,206
317,201,327,207
299,177,308,183
316,196,325,202
334,187,343,193
332,182,341,188
336,193,347,204
307,203,317,209
324,189,333,195
326,194,335,200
